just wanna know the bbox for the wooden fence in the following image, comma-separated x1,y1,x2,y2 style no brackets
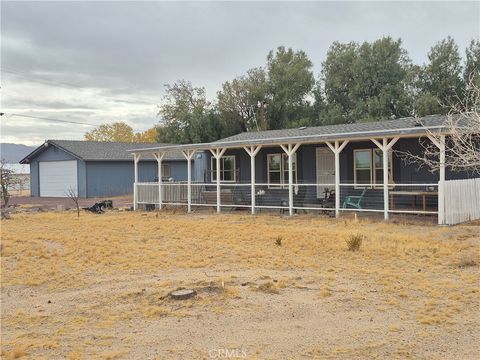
444,178,480,225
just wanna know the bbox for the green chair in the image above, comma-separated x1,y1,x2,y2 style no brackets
343,188,367,209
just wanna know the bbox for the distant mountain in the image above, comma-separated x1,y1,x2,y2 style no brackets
0,143,36,163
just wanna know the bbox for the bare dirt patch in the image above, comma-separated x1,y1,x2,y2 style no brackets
1,211,479,359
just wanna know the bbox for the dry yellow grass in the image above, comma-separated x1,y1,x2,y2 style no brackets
1,211,479,358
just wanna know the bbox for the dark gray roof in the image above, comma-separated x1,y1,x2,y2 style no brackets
129,114,449,154
20,140,185,164
215,115,447,144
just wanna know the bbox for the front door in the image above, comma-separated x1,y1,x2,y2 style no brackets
316,147,335,198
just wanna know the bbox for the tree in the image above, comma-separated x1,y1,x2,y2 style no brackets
321,37,412,122
400,78,480,174
85,122,135,142
416,37,465,115
322,42,358,122
134,127,158,143
464,39,480,87
217,67,268,133
66,187,80,218
157,80,222,143
0,159,16,208
266,46,315,129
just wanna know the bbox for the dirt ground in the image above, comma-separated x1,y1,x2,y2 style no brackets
1,210,479,359
5,195,133,211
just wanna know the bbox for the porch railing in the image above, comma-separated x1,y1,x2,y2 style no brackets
135,181,440,216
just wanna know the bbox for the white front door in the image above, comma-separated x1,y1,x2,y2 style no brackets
39,160,78,197
316,147,335,198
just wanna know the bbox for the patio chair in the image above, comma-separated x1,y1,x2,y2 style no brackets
342,188,367,209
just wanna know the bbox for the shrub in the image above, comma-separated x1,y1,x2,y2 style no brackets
346,233,364,252
274,236,283,247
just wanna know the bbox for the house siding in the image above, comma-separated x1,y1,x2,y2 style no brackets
203,137,472,209
85,160,188,198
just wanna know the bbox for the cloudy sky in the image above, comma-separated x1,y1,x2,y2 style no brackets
1,1,479,146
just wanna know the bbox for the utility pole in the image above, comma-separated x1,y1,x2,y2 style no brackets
257,100,267,131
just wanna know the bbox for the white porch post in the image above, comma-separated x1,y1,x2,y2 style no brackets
371,137,399,220
210,148,226,213
281,143,301,216
325,140,349,218
133,153,141,211
153,152,165,210
182,150,195,213
244,145,262,215
427,134,446,225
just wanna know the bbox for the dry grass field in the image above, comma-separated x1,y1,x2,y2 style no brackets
1,210,479,359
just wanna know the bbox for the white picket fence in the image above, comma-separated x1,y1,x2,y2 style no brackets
444,178,480,225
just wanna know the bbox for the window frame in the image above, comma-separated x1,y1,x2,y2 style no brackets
211,155,236,183
267,153,297,189
353,148,393,189
161,163,171,178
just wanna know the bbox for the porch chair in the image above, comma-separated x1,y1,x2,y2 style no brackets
342,188,368,209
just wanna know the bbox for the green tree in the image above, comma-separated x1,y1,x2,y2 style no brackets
216,67,268,134
266,46,315,129
322,37,412,122
157,80,224,144
464,39,480,86
416,37,465,115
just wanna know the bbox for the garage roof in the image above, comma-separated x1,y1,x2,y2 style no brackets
20,140,184,164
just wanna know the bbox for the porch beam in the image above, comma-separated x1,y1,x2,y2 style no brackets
153,152,165,210
281,144,300,216
182,150,195,213
438,135,446,225
210,148,226,213
424,135,446,224
133,153,141,211
325,140,349,218
244,145,262,215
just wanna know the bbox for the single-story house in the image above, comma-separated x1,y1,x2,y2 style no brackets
20,140,203,198
130,114,479,225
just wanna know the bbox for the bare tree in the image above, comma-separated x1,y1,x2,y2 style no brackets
66,187,80,217
0,159,16,208
399,78,480,175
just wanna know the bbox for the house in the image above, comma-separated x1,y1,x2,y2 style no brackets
130,114,479,224
19,140,197,198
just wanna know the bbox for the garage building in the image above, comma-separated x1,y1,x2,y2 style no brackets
20,140,197,198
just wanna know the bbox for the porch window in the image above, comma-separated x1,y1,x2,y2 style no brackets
374,149,393,185
211,155,236,182
354,149,393,187
161,164,171,178
267,153,296,188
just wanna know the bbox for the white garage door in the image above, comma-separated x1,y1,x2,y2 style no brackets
39,160,78,197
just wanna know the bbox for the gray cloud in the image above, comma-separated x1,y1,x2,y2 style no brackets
1,1,479,145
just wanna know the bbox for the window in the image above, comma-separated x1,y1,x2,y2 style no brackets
211,156,236,182
161,164,170,178
267,153,297,188
354,149,393,188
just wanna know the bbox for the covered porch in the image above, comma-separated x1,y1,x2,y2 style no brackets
130,129,449,224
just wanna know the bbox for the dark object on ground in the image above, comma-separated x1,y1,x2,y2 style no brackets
145,204,156,211
170,289,197,300
83,200,112,214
